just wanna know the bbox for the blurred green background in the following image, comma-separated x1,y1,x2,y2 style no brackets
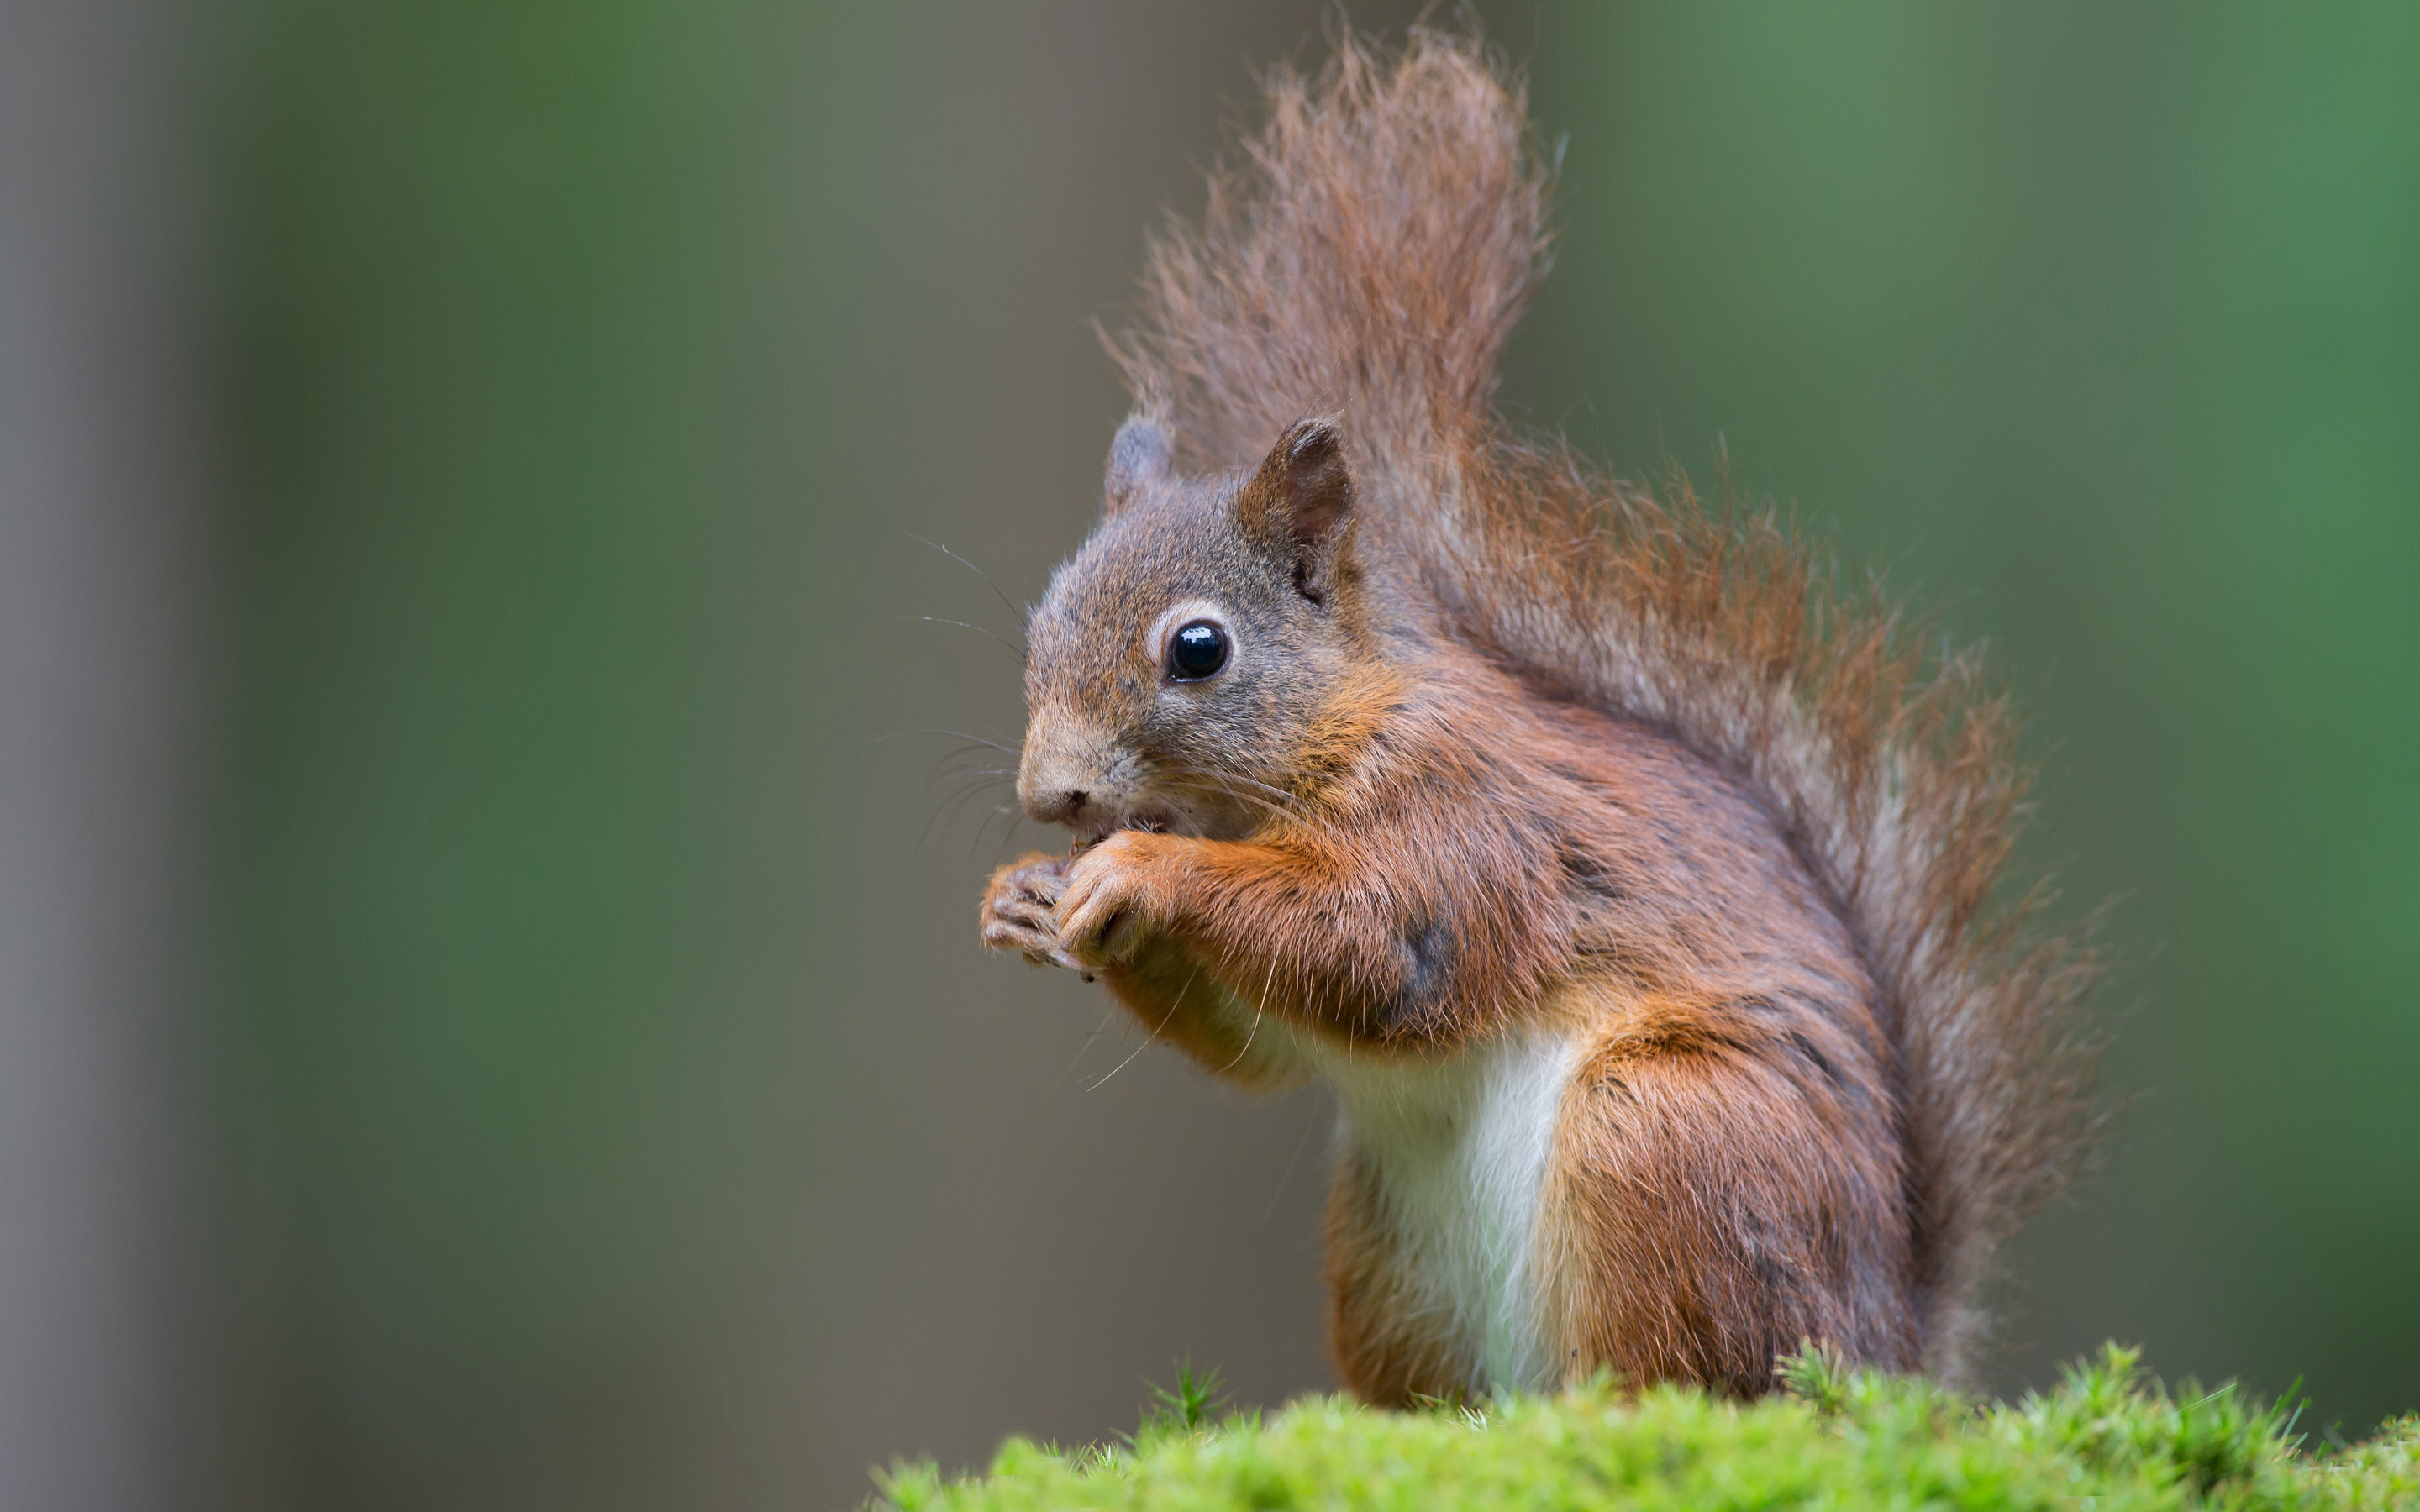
163,0,2420,1505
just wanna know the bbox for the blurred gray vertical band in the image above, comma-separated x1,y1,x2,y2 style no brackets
0,0,207,1506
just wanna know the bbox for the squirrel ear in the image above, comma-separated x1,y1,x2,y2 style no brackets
1239,417,1356,605
1103,413,1175,516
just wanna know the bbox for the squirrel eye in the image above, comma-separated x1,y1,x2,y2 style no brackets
1166,620,1229,681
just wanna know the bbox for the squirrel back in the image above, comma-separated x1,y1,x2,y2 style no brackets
1102,29,2099,1387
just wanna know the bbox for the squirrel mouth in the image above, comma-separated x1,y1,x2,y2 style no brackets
1069,806,1186,852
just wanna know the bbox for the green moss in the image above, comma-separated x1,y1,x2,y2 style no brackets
871,1346,2419,1510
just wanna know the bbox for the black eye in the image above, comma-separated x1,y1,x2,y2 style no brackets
1166,620,1228,680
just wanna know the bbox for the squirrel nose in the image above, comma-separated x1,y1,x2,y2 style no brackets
1027,787,1091,827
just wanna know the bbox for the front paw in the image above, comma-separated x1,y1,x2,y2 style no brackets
1055,830,1179,970
980,852,1073,966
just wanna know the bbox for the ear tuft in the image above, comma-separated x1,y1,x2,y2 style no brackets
1103,413,1175,515
1239,416,1357,604
1279,419,1352,548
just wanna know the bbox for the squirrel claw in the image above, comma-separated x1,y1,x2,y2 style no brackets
981,850,1081,966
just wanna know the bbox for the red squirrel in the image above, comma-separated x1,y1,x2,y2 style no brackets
978,31,2096,1402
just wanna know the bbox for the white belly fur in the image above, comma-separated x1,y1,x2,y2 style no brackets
1295,1027,1581,1395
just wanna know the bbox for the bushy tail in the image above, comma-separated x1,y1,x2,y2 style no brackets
1110,27,2101,1384
1105,27,1550,500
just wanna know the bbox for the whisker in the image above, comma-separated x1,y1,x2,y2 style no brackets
1055,1011,1118,1089
930,766,1017,787
930,783,1015,834
925,746,1014,782
1171,766,1313,819
1260,1095,1324,1226
1160,772,1275,812
897,615,1026,664
970,800,1028,864
921,771,1014,844
874,727,1023,755
1165,774,1312,832
1088,963,1200,1091
921,751,1013,790
924,779,1010,848
990,808,1035,866
897,528,1028,641
1216,770,1313,812
1216,995,1265,1076
966,802,999,861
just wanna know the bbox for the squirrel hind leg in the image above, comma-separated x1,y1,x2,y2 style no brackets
1322,1147,1486,1408
1545,1006,1920,1394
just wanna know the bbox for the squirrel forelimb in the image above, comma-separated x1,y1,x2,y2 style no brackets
976,852,1071,967
1054,830,1186,970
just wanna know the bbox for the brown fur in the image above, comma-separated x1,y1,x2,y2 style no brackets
979,28,2098,1397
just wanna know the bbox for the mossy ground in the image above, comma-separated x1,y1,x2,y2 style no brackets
871,1347,2417,1510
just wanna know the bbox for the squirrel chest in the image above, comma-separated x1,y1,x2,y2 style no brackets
1287,1021,1584,1396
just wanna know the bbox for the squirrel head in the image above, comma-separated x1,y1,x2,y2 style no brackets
1017,414,1380,843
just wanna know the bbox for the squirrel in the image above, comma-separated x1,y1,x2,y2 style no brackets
978,30,2097,1403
